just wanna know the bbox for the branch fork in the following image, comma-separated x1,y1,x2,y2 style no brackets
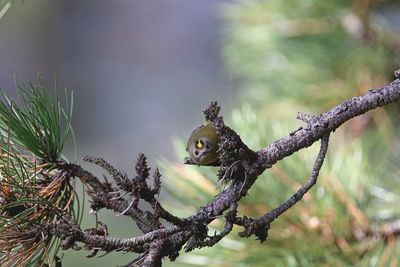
51,78,400,266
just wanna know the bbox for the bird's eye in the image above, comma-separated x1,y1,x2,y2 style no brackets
194,150,199,155
205,144,210,149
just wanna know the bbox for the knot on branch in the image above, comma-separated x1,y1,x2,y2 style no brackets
84,222,109,257
237,216,270,242
184,219,209,252
54,214,83,250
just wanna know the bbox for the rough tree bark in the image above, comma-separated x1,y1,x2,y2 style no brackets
52,76,400,266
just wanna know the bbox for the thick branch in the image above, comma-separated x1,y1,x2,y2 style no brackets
259,79,400,165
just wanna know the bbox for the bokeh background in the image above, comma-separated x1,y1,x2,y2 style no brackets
1,0,400,266
0,0,236,165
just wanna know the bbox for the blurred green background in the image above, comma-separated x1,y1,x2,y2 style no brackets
1,0,400,266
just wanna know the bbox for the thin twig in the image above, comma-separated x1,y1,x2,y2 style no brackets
236,134,330,241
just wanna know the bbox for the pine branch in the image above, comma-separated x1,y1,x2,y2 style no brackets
3,75,400,266
51,76,400,266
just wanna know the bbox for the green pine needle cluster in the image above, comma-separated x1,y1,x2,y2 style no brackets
0,78,73,163
0,78,77,266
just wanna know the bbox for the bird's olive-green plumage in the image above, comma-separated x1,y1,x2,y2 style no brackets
186,122,219,165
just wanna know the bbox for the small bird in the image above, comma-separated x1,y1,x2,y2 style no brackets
186,121,219,165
